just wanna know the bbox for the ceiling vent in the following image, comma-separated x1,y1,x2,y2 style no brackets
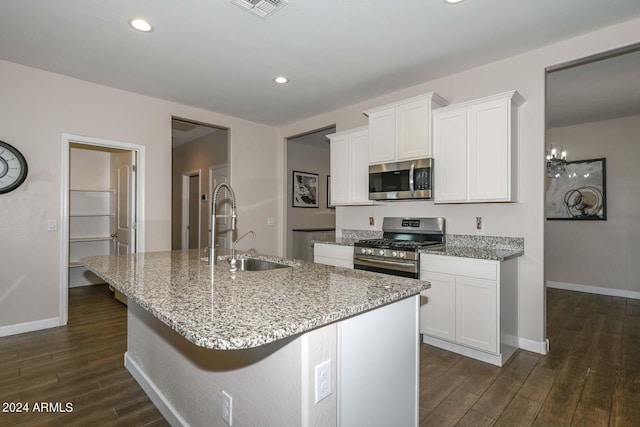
231,0,289,19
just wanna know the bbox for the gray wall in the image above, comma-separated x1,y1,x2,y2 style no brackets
545,114,640,293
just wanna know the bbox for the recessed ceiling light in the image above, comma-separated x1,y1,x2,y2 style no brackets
273,76,289,84
129,18,154,32
443,0,466,4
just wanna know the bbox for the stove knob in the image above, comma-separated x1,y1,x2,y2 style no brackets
398,252,406,259
361,248,367,254
366,248,373,255
392,251,398,257
379,249,385,256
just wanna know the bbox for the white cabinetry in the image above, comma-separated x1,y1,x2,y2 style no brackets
69,189,115,287
365,92,447,164
328,126,372,205
419,254,517,366
313,243,353,268
433,91,524,203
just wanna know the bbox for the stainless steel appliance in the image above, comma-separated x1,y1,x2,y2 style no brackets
369,158,433,200
353,217,445,278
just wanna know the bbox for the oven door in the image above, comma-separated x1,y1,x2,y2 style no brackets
353,255,419,279
369,158,432,200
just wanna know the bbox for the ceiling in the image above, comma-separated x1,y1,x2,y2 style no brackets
2,1,640,126
546,48,640,128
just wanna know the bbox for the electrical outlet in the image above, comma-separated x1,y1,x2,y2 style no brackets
222,390,232,425
475,217,484,235
369,216,375,226
315,360,332,403
47,219,58,231
267,217,275,226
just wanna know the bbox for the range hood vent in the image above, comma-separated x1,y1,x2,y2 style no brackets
231,0,289,19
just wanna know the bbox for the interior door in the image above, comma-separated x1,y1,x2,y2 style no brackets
209,164,230,249
114,151,136,255
188,174,200,249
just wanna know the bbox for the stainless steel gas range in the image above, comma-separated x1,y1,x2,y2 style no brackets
353,217,445,279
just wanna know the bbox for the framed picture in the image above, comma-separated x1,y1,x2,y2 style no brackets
327,175,334,209
546,158,607,220
292,171,319,208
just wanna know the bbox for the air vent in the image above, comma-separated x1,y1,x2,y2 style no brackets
232,0,289,19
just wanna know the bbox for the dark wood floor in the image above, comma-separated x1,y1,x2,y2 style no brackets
1,286,638,426
419,288,640,426
0,285,168,426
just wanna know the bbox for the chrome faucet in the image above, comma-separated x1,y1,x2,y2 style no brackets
229,230,256,273
208,183,236,266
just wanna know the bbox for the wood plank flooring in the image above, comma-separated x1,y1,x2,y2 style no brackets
420,288,640,426
0,285,168,427
1,285,638,426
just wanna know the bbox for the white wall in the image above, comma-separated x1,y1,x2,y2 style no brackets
0,59,281,333
279,17,640,347
546,114,640,293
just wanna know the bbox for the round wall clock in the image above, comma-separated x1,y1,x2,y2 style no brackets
0,140,28,194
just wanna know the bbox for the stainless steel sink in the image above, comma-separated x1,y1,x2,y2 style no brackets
234,258,291,271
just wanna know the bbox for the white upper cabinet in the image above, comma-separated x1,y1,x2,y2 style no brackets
328,126,372,205
365,92,447,165
433,90,524,203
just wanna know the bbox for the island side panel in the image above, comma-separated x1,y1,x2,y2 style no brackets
338,295,420,427
125,302,304,427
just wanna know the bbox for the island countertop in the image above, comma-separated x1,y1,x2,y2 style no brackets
82,249,428,351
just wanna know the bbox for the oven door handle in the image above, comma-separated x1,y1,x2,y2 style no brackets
354,256,416,268
409,162,415,195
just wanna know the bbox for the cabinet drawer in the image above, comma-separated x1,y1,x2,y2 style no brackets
314,243,354,261
420,254,497,281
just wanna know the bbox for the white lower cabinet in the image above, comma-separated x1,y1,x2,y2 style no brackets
313,243,353,268
419,254,517,366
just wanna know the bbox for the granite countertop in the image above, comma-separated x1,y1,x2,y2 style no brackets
312,237,360,247
418,245,523,261
316,235,524,261
82,249,428,351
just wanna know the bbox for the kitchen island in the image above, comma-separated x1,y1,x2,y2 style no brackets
83,249,428,427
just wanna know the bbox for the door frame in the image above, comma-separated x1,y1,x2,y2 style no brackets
181,169,201,249
60,134,145,325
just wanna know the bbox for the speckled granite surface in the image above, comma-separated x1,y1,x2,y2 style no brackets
341,229,383,240
82,249,428,351
318,232,524,261
418,245,523,261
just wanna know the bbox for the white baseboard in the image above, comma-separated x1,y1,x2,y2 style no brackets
124,352,189,427
546,280,640,300
0,317,62,337
421,335,516,366
519,337,549,355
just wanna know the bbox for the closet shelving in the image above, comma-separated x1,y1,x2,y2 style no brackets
68,189,115,274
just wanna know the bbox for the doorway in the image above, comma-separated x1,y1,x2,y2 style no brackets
60,134,145,325
284,126,336,260
181,171,201,249
544,44,640,326
171,118,230,250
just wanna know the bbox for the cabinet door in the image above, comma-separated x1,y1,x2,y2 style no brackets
368,108,396,164
349,130,370,203
420,271,456,341
330,135,351,205
396,97,431,160
468,98,511,201
433,107,468,202
455,276,497,353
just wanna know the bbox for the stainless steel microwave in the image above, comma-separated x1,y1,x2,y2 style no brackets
369,158,433,200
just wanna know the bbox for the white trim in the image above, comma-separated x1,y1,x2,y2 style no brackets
60,134,146,327
421,335,516,366
125,352,188,427
0,317,61,337
547,280,640,300
518,337,549,355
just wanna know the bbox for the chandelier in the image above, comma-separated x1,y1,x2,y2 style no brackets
546,144,567,178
